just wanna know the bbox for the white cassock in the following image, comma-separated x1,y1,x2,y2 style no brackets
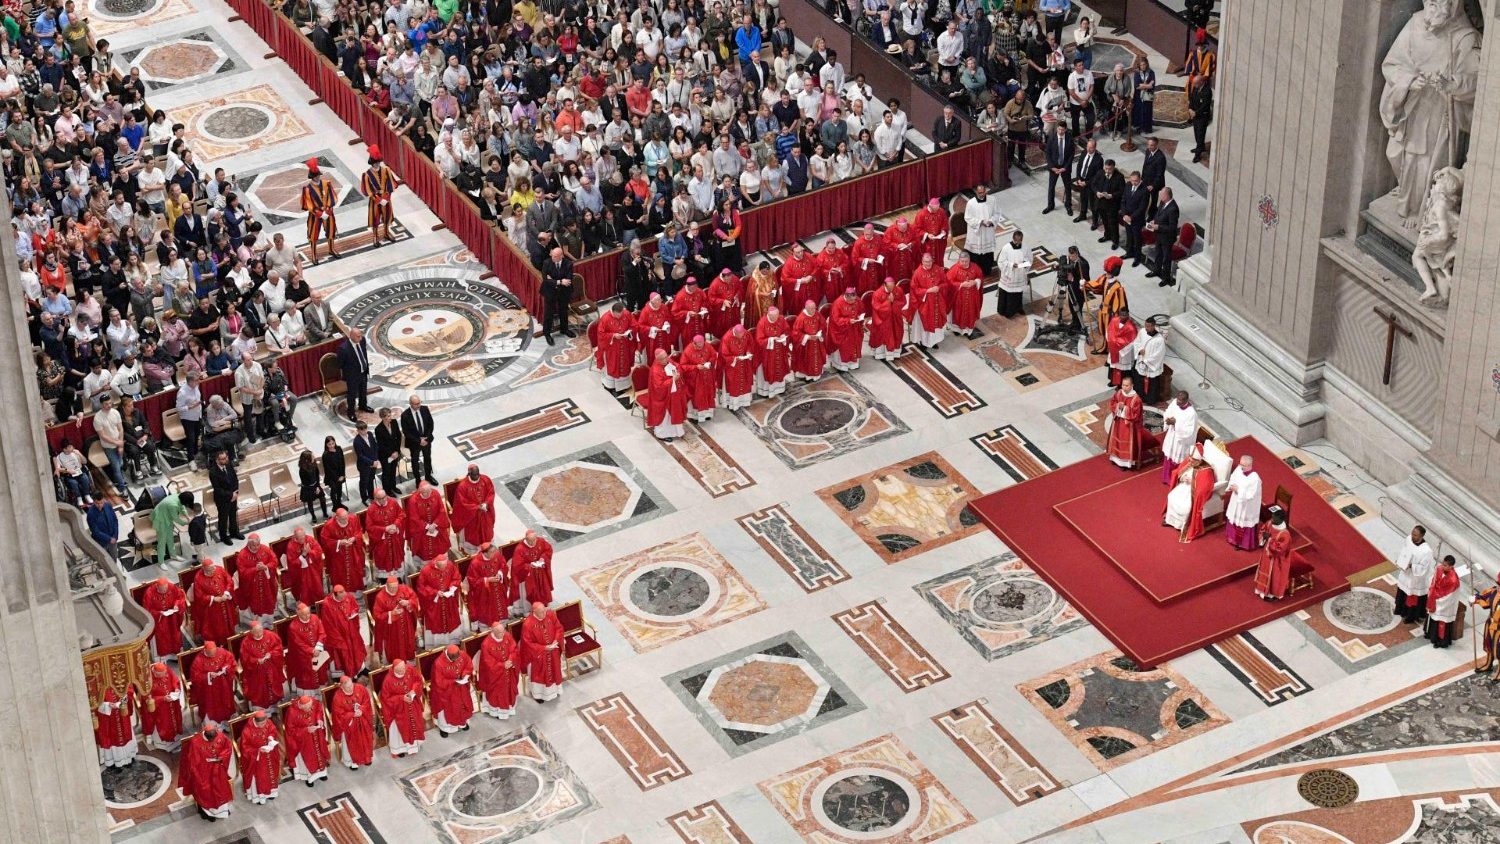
1224,468,1262,529
997,243,1030,293
1135,332,1165,381
1161,400,1199,465
1162,463,1203,531
963,197,999,256
1393,538,1436,596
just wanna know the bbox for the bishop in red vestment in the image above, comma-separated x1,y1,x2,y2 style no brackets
478,625,521,719
234,535,280,621
1253,513,1302,600
191,559,237,644
707,268,744,339
466,543,513,629
182,724,235,819
791,302,828,380
908,254,948,347
450,465,496,551
283,528,327,607
379,659,426,756
814,240,853,304
417,556,465,646
778,245,820,315
755,308,792,397
372,576,419,664
405,482,451,561
671,277,710,344
283,695,331,785
644,349,689,441
94,687,137,767
1106,378,1147,469
869,278,909,360
637,293,676,361
828,289,867,371
287,602,331,694
718,325,755,410
913,197,950,266
1426,556,1462,648
520,602,565,702
1105,309,1139,387
594,302,638,390
330,676,375,768
318,585,367,677
363,489,407,579
945,252,984,336
430,644,476,734
680,335,720,422
883,216,920,282
850,225,888,295
237,620,286,709
142,662,184,751
320,510,367,592
142,577,187,658
511,530,555,613
238,711,282,804
189,640,238,725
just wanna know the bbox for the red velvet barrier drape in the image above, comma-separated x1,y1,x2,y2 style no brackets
924,142,996,206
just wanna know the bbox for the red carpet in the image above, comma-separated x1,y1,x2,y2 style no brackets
970,437,1387,667
1055,474,1312,602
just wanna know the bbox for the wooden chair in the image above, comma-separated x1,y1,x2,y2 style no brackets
1273,485,1294,526
319,354,346,406
553,600,602,677
1288,560,1316,595
628,365,650,418
569,272,597,318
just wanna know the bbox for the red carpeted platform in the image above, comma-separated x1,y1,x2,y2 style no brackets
970,437,1387,667
1054,474,1312,602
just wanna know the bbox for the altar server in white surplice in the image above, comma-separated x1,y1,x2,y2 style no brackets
1159,391,1198,485
1224,455,1262,551
1392,525,1436,624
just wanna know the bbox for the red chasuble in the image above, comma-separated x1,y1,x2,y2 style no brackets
719,330,755,399
450,475,497,548
372,584,420,662
143,667,184,745
1253,525,1303,598
850,234,887,295
237,630,286,709
478,630,521,711
828,295,867,364
869,285,910,355
706,273,744,339
594,309,638,377
238,718,283,798
913,204,950,265
319,593,368,677
284,534,327,606
520,610,565,686
143,582,187,656
791,310,828,378
191,564,237,643
908,266,948,334
945,261,984,331
637,302,675,361
181,730,235,810
679,341,720,415
814,244,853,304
404,491,451,561
1106,389,1147,468
283,700,330,776
416,559,463,636
511,538,555,605
429,651,476,729
671,284,710,344
319,515,367,592
466,548,513,627
755,314,791,385
378,666,426,744
287,614,330,691
1106,316,1138,385
882,221,920,282
645,358,689,429
330,683,375,765
234,545,280,617
94,688,134,753
189,646,238,724
778,253,820,315
362,498,406,576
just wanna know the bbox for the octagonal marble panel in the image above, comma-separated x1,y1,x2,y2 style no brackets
496,443,673,549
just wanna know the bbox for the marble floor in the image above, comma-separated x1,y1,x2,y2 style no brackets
100,2,1498,843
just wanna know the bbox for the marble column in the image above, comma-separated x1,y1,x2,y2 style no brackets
0,192,111,841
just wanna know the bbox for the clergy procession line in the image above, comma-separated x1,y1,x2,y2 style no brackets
97,466,597,823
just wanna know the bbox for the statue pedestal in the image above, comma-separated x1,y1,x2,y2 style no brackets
1356,193,1424,295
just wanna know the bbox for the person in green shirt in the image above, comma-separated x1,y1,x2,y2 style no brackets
2,14,19,43
150,490,195,563
435,0,459,22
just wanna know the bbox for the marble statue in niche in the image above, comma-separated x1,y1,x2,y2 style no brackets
1378,0,1480,226
1412,165,1463,305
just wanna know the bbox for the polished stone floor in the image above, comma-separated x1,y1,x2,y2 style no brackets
103,1,1497,843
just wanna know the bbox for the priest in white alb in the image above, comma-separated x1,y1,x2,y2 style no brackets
1133,320,1166,402
1159,390,1198,485
1392,525,1436,624
1224,455,1262,550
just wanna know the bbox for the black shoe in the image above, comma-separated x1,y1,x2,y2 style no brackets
1097,236,1108,243
232,533,246,540
562,328,576,338
544,334,555,346
1158,279,1171,287
307,781,315,788
1042,207,1054,214
358,405,374,413
1144,271,1158,278
1132,260,1142,267
329,251,343,259
1072,214,1086,222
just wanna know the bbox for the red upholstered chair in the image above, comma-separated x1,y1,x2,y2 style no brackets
1289,560,1316,595
628,365,650,419
585,319,600,365
1171,224,1198,262
553,600,602,677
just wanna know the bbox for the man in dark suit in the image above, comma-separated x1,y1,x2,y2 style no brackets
1043,123,1074,215
1055,245,1091,336
932,106,962,151
871,10,900,50
208,449,242,543
336,328,372,422
1140,136,1167,217
1121,170,1151,264
539,245,575,345
173,208,208,251
743,51,772,92
1188,76,1214,163
1146,186,1181,286
352,421,379,505
399,395,436,486
374,407,403,494
785,146,810,194
1071,139,1103,226
1090,159,1126,248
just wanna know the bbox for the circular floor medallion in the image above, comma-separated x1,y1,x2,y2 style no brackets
100,756,169,808
971,578,1056,624
813,769,919,839
92,0,163,19
450,765,543,818
1325,587,1399,635
626,565,711,618
779,397,857,436
1297,769,1359,809
200,105,272,141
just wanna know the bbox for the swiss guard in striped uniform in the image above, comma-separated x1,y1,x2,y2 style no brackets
301,158,339,263
361,144,397,246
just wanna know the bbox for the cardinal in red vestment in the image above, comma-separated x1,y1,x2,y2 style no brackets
450,465,496,551
671,277,710,344
945,252,984,336
637,293,676,361
791,302,828,380
1105,308,1139,387
680,335,720,422
778,244,820,315
283,695,330,785
478,625,521,719
706,268,744,339
913,197,950,266
814,240,853,304
238,710,282,804
466,543,513,629
718,325,755,410
869,278,910,360
405,482,451,561
417,556,465,646
644,349,689,440
318,585,367,677
330,676,375,768
234,535,280,621
320,509,367,592
182,723,235,819
142,577,187,658
520,602,565,702
191,559,237,644
287,602,331,694
189,640,238,725
1253,513,1302,600
883,217,920,282
379,659,426,756
94,687,137,767
755,308,792,397
237,620,286,709
283,527,327,607
430,644,476,734
850,224,888,295
511,529,555,612
372,576,420,665
142,662,184,751
1165,446,1217,542
594,302,638,390
363,489,407,579
827,289,867,372
1106,378,1147,469
908,254,948,347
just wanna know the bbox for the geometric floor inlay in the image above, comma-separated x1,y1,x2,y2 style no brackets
235,150,362,229
738,373,909,470
119,29,245,91
576,693,691,791
832,601,949,692
737,502,851,592
817,452,983,564
174,84,311,160
298,792,389,843
497,443,673,549
932,701,1060,805
1286,574,1424,674
914,553,1087,661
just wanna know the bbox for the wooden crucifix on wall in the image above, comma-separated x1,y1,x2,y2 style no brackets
1373,307,1414,386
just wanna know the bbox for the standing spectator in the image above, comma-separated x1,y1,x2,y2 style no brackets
539,245,575,344
1188,74,1214,163
399,396,436,487
209,449,241,543
336,328,372,423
